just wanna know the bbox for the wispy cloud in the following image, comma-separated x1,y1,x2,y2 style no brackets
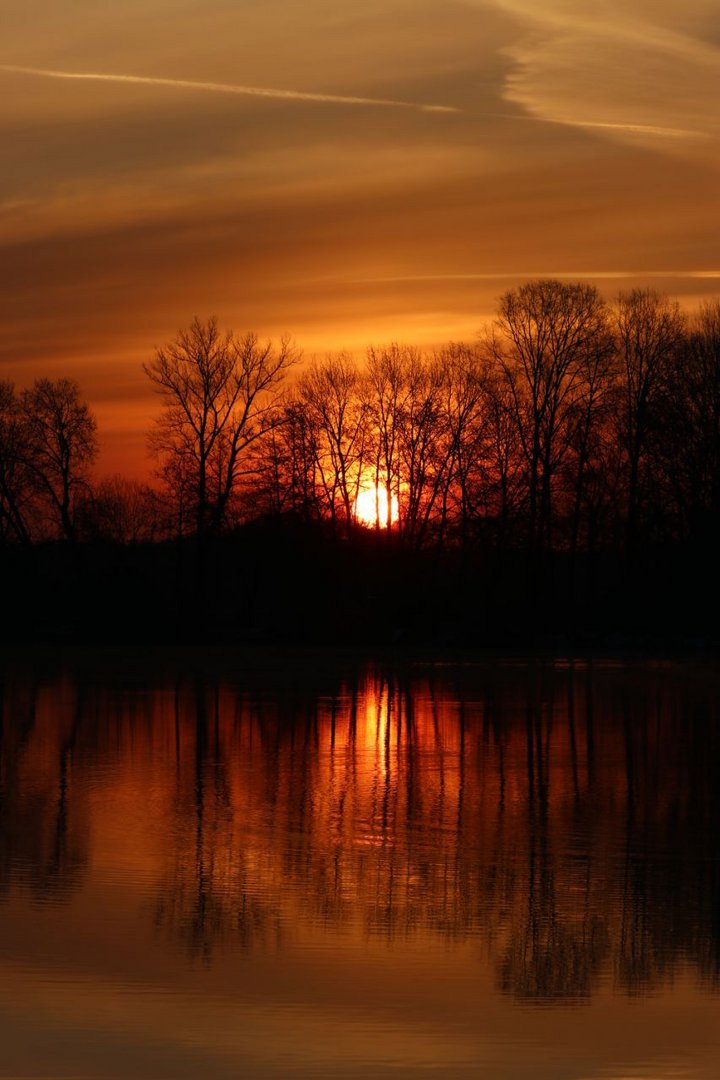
527,117,705,140
358,271,720,283
482,0,720,145
0,64,458,114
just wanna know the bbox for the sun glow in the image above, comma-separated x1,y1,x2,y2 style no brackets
354,484,399,528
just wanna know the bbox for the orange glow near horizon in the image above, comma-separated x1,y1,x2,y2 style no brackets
3,1,720,482
354,484,399,528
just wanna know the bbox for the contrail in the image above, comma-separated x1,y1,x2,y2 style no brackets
359,270,720,283
547,116,706,139
493,110,705,139
0,64,458,114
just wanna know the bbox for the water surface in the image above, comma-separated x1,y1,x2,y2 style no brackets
1,651,719,1078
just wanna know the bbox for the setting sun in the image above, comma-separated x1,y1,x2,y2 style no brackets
354,484,399,528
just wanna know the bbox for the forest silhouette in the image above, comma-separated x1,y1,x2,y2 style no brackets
1,280,719,645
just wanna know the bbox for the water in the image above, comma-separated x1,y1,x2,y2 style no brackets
1,650,719,1079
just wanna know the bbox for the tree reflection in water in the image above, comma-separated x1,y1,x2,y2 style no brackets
1,655,719,1003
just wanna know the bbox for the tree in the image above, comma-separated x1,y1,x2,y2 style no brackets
294,355,368,531
20,378,98,542
363,344,415,532
394,350,447,545
472,355,526,547
264,396,325,521
612,289,685,551
0,381,33,545
657,300,720,542
491,280,610,552
144,318,297,537
79,476,168,544
562,324,617,558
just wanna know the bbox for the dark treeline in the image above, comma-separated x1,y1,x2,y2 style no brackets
2,280,720,645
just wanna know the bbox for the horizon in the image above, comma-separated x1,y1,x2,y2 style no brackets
3,279,719,480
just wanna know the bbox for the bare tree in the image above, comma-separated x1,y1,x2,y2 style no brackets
476,357,527,547
363,344,415,532
274,398,322,521
249,401,306,520
80,476,168,543
394,351,447,545
435,346,485,530
0,381,33,545
657,300,720,541
295,355,368,531
491,280,610,552
20,378,98,542
144,318,297,537
562,325,617,558
613,289,685,551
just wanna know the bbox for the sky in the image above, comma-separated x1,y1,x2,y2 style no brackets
2,0,719,475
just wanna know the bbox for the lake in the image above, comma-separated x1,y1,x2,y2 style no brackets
1,649,719,1079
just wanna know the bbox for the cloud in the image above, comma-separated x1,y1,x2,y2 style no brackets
357,271,720,283
0,64,458,114
522,117,705,140
481,0,720,145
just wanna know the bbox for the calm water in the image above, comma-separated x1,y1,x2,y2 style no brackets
1,650,719,1079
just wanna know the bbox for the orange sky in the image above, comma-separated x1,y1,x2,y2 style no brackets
2,0,719,476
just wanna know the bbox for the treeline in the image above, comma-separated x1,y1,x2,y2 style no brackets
255,283,720,558
2,280,720,644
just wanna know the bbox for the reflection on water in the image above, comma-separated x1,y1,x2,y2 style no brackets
1,652,720,1078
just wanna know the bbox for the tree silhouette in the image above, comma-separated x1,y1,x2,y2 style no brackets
5,282,720,644
0,381,33,545
80,475,167,543
657,300,720,544
491,280,610,553
144,317,297,537
613,289,685,553
20,378,97,542
364,345,415,531
295,355,368,531
393,350,447,545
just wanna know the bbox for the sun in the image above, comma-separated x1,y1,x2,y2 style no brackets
355,484,399,528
